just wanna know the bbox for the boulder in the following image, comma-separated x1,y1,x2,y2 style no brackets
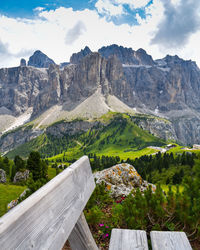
93,163,156,198
0,169,6,183
13,170,30,183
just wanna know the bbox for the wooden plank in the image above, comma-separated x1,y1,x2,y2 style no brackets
68,212,98,250
109,229,149,250
0,156,95,250
150,231,192,250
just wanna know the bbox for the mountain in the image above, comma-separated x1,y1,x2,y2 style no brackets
70,46,92,64
1,44,200,155
98,44,155,66
28,50,55,68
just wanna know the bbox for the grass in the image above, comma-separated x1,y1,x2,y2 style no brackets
0,184,26,217
48,167,56,180
94,147,158,159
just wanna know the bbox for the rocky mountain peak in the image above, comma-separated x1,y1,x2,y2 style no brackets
98,44,137,64
164,55,183,64
98,44,154,65
134,48,155,65
28,50,55,68
20,58,26,67
70,46,92,64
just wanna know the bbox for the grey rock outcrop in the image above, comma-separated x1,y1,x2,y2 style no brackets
46,120,101,137
20,58,26,67
0,169,6,183
28,50,55,68
0,127,42,153
13,170,30,183
94,163,156,198
70,46,91,64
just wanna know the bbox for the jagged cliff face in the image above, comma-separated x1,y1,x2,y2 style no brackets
1,44,200,147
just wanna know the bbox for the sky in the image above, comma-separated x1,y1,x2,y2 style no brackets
0,0,200,67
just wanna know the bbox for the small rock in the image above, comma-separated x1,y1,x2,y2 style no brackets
7,200,18,210
0,169,6,183
13,170,30,183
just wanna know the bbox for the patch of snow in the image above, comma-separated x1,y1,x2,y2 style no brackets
155,106,159,114
157,67,170,72
3,107,33,133
155,59,167,66
122,64,152,69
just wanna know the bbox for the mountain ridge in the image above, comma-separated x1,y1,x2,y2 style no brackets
0,44,200,152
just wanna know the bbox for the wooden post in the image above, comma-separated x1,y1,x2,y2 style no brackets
68,212,99,250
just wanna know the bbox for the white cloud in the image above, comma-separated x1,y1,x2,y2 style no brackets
34,7,45,12
115,0,150,9
95,0,124,16
0,2,199,68
95,0,151,17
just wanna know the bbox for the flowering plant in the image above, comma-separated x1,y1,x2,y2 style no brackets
116,196,125,203
98,223,111,239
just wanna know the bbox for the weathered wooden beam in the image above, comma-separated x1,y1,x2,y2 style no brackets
109,229,149,250
0,156,95,250
68,212,99,250
150,231,192,250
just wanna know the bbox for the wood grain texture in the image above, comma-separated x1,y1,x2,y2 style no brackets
150,231,192,250
0,156,95,250
68,212,98,250
109,229,149,250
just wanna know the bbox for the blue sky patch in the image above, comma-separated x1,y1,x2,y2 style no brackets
0,0,151,26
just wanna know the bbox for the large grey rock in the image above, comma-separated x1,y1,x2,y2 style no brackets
28,50,55,68
13,170,30,183
93,163,156,198
0,169,6,183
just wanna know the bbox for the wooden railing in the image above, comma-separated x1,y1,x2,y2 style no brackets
0,156,98,250
0,156,193,250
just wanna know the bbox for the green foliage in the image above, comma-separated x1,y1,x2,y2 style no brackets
127,152,196,185
86,182,113,210
25,174,47,196
84,205,104,225
27,152,48,181
14,155,26,172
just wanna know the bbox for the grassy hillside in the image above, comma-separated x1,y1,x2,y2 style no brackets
6,113,165,160
0,184,26,217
